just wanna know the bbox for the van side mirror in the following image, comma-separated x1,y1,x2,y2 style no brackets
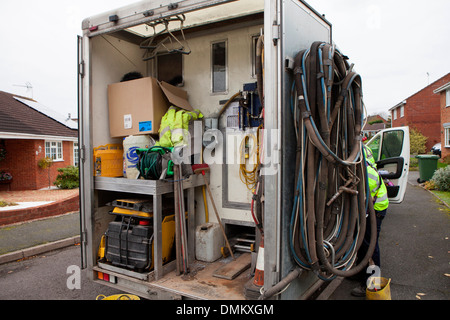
376,157,404,180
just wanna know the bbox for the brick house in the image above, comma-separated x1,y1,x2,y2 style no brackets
433,81,450,159
362,114,389,138
0,91,78,191
389,72,450,151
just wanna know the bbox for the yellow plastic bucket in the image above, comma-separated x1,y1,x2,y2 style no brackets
366,277,391,300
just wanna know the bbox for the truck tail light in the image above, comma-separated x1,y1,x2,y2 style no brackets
97,271,116,283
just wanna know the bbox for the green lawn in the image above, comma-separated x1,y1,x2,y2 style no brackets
430,161,449,207
437,162,448,169
431,190,450,207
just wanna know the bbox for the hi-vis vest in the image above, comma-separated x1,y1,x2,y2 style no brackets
156,106,203,148
367,163,389,212
363,144,376,168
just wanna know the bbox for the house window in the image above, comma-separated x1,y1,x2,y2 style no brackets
73,142,79,167
45,141,63,161
211,40,227,93
400,105,404,118
393,109,397,120
445,125,450,148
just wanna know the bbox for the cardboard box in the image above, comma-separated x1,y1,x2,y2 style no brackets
107,77,192,138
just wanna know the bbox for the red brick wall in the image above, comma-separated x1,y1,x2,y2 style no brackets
391,107,408,128
0,194,79,226
0,139,75,191
392,73,450,151
1,139,36,190
441,92,450,159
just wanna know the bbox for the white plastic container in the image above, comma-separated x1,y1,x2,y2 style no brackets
195,222,224,262
123,135,155,179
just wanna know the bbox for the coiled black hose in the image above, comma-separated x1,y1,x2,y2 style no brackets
290,41,376,279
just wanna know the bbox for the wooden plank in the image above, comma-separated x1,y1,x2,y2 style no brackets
213,253,251,280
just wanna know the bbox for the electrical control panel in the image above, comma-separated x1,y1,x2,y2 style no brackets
240,82,263,129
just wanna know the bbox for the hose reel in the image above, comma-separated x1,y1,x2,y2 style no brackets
136,146,174,180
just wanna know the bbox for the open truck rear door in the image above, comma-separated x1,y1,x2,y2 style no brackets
366,126,410,204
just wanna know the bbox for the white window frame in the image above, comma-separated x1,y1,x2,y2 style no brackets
211,39,228,94
45,140,63,161
400,105,404,118
445,125,450,148
73,142,79,167
251,34,259,78
393,109,397,120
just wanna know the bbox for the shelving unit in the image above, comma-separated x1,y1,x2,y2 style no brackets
94,173,208,280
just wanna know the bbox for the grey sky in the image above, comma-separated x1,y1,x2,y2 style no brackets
0,0,132,118
1,0,449,119
307,0,450,117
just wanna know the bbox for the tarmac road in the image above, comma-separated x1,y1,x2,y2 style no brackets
0,245,122,300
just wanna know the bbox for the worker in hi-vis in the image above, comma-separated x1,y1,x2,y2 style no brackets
351,144,389,297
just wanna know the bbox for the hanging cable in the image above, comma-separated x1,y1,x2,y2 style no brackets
239,125,263,191
290,41,377,279
250,34,265,235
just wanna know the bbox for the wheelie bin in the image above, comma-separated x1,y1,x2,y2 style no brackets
415,155,439,183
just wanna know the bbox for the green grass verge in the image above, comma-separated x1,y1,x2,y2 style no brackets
431,190,450,207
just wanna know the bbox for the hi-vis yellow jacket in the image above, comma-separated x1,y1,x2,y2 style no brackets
367,163,389,212
156,106,203,148
363,144,376,168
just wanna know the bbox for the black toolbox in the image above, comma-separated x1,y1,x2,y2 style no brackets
105,219,153,272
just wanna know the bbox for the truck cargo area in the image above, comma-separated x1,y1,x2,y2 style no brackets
78,0,352,300
95,253,253,300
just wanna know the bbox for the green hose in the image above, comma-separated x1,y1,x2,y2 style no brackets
136,146,173,180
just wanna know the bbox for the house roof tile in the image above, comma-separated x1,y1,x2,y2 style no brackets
0,91,77,138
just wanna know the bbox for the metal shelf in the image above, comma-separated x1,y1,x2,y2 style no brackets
94,174,207,195
94,173,208,280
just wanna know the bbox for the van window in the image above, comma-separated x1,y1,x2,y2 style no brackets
367,135,380,161
367,130,405,162
380,130,404,159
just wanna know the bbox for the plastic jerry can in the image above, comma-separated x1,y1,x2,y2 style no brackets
93,144,123,177
195,222,225,262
